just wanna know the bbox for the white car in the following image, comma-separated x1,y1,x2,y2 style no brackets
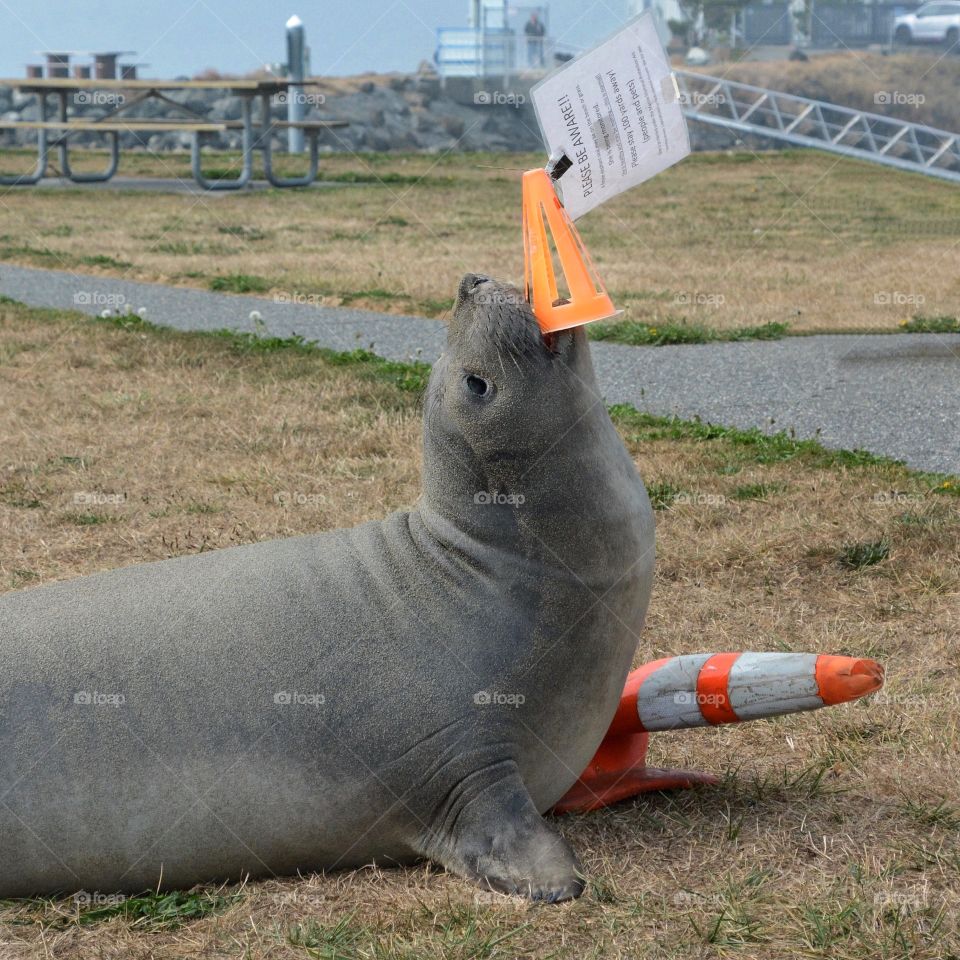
893,1,960,46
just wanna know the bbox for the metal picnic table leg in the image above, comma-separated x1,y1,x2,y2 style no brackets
191,95,253,190
0,92,50,185
263,129,319,187
56,91,120,183
257,89,319,188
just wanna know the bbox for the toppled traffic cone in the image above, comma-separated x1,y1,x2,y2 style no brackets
554,652,884,814
522,167,618,332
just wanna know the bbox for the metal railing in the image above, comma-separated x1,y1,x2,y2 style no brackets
676,70,960,183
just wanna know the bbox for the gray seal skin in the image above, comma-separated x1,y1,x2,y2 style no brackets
0,275,654,901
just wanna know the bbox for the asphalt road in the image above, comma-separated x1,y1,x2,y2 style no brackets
2,263,958,474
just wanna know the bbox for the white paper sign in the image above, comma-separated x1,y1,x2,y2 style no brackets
530,12,690,220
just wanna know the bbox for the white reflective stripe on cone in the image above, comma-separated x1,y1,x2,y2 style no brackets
726,652,823,720
637,653,714,731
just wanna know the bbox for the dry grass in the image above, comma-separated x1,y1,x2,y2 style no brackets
0,149,958,336
696,53,960,132
1,301,958,958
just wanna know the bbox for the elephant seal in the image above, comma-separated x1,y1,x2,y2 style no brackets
0,275,655,901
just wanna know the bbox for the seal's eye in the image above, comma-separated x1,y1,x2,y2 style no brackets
465,374,492,399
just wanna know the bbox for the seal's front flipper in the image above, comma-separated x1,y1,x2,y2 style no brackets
418,761,584,902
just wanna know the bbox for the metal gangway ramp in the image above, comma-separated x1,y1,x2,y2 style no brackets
676,70,960,184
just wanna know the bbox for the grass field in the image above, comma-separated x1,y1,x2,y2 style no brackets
1,300,958,959
0,148,959,340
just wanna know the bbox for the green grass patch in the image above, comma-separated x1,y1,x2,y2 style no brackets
340,287,396,304
193,167,249,182
319,347,431,393
153,241,230,257
0,246,131,271
64,512,114,526
899,797,960,830
421,297,456,315
75,889,240,929
79,254,133,269
646,481,685,510
608,405,896,471
732,482,787,501
287,907,530,959
838,539,890,570
319,170,455,186
184,502,220,515
10,568,40,586
900,314,960,334
732,322,792,341
209,273,271,294
591,319,714,346
2,493,44,508
590,319,789,347
216,225,267,240
930,478,959,496
0,243,62,263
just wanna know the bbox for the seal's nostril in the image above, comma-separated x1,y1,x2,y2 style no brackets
458,274,491,301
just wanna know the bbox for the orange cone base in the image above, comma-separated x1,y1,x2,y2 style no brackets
551,732,718,815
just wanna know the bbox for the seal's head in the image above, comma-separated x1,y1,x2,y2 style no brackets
422,273,606,516
427,274,599,450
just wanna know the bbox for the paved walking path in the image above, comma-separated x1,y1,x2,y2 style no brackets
2,263,958,474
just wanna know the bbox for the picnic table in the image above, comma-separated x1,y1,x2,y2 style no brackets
0,78,348,189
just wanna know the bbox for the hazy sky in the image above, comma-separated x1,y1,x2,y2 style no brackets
0,1,631,78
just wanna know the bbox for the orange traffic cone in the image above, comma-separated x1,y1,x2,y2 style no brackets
553,651,884,814
522,168,619,333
